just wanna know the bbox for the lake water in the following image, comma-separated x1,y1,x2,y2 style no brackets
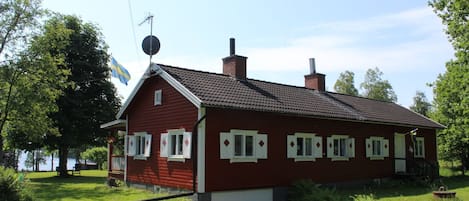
17,151,78,171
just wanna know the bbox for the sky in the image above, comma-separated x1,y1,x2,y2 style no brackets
42,0,454,108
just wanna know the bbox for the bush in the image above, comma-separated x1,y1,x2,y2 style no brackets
351,194,376,201
82,147,107,170
0,167,33,201
289,179,342,201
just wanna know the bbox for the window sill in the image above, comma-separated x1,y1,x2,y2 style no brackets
230,158,258,163
330,157,349,161
133,155,148,160
294,157,316,162
168,156,186,162
369,157,384,160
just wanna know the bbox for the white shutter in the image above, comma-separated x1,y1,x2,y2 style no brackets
347,138,355,158
183,132,192,159
128,135,136,156
287,135,297,158
383,139,389,157
313,136,323,158
365,138,372,158
160,133,169,157
255,134,268,159
144,134,152,157
220,132,233,159
326,137,333,158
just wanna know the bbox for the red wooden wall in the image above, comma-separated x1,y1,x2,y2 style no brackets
203,107,437,192
124,76,198,189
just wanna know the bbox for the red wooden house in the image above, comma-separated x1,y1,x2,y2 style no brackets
101,40,443,201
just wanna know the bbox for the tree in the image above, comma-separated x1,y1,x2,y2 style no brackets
333,70,359,96
409,91,431,117
43,15,120,176
429,0,469,175
360,67,397,102
0,0,70,166
81,147,107,170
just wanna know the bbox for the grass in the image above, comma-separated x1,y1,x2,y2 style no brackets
23,166,469,201
338,166,469,201
25,170,188,201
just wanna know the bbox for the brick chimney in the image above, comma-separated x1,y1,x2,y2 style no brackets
304,58,326,91
222,38,247,80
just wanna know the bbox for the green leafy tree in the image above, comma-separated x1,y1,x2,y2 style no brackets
360,67,397,102
333,70,359,96
0,0,70,166
43,15,120,176
429,0,469,175
81,147,107,170
409,91,432,117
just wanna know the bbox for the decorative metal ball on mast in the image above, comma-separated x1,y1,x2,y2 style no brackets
139,13,160,64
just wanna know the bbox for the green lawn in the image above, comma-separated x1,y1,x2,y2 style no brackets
24,169,468,201
338,166,469,201
341,176,468,201
25,170,188,201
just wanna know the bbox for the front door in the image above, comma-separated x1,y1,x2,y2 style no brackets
394,133,406,173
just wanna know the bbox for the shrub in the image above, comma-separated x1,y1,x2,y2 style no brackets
0,167,33,201
351,194,376,201
288,179,342,201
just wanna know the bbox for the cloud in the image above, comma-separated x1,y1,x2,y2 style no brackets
245,7,453,74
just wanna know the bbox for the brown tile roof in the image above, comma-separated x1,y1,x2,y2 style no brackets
159,64,443,129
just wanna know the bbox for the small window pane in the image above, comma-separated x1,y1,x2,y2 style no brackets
339,138,346,157
297,137,304,156
245,136,254,156
372,140,381,156
333,139,339,156
305,138,313,156
234,135,243,156
178,134,184,155
171,135,177,155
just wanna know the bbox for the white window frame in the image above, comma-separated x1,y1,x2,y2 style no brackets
414,137,425,158
132,132,152,160
287,133,322,162
154,89,162,106
220,129,268,163
365,136,389,160
160,129,192,162
327,135,355,161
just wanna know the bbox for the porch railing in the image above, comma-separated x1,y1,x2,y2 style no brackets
111,155,125,172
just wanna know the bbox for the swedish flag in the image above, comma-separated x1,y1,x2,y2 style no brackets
110,57,131,85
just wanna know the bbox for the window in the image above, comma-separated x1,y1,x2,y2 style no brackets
327,135,355,161
287,133,322,161
365,136,389,159
234,134,254,157
414,137,425,158
160,129,192,162
127,132,152,160
154,90,162,106
220,129,268,163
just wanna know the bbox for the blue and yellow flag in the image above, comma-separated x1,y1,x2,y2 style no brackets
110,57,131,85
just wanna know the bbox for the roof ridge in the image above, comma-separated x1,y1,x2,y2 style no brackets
158,63,320,91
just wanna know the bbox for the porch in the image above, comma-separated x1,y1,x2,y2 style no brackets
100,119,126,181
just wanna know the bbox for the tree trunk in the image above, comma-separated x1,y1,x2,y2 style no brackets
51,152,54,172
0,135,4,166
58,146,69,177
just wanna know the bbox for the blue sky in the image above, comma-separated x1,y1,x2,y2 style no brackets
43,0,454,108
